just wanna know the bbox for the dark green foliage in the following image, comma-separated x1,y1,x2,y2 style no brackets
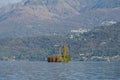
0,35,67,61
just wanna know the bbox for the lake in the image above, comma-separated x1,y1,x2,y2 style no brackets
0,61,120,80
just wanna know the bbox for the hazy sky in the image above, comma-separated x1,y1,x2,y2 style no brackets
0,0,22,7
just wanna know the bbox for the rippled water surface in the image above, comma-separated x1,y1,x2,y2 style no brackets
0,61,120,80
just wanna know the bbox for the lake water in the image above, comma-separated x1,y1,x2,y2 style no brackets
0,61,120,80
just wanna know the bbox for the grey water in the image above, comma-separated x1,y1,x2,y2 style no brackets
0,61,120,80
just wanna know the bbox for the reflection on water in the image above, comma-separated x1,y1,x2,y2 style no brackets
0,61,120,80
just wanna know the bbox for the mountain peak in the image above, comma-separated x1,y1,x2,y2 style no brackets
0,0,120,38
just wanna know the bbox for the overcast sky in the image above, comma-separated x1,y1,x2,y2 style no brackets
0,0,21,7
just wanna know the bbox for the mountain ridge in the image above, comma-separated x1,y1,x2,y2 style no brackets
0,0,120,38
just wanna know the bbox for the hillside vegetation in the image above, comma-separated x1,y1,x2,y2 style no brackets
0,22,120,61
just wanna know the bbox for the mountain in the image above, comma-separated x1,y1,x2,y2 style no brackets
0,0,120,38
0,22,120,61
0,0,21,8
69,22,120,57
